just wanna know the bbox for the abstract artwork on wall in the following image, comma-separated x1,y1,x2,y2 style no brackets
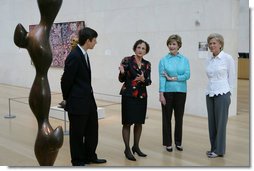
29,21,85,67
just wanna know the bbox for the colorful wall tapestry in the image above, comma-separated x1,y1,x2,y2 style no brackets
29,21,85,67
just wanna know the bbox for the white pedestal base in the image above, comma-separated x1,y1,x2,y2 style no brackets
49,106,105,121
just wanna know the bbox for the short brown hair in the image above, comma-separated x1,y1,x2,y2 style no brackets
166,34,182,49
133,39,150,54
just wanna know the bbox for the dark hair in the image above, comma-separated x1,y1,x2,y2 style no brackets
78,27,98,46
166,34,182,49
133,39,150,54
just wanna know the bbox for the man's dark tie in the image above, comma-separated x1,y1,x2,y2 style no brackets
84,52,91,81
85,52,90,69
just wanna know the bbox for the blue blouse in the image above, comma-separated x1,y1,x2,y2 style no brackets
159,53,190,92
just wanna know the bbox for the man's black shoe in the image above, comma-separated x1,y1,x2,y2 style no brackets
72,162,85,166
85,159,107,164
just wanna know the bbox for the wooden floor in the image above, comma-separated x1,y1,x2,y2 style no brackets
0,79,250,167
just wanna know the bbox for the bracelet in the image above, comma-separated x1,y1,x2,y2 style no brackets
173,77,177,80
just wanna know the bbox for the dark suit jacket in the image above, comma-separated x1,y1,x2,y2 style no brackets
61,46,97,115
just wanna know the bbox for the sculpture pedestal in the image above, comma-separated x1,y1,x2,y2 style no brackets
49,106,106,121
49,106,105,135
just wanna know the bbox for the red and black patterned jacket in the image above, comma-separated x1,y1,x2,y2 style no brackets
119,55,152,99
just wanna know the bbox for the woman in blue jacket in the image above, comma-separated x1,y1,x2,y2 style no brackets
159,34,190,152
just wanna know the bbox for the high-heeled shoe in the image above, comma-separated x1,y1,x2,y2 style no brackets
132,146,147,157
124,149,136,161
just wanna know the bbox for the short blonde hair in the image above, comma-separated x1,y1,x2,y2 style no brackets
166,34,182,49
207,33,224,50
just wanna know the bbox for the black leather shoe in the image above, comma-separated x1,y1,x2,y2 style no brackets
176,145,183,151
85,159,107,164
166,146,173,152
132,146,147,157
72,162,85,166
92,159,107,163
124,149,136,161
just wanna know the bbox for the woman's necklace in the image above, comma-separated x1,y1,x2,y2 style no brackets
137,62,141,69
135,56,142,69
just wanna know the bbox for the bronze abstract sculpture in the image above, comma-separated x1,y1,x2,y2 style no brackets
13,0,63,166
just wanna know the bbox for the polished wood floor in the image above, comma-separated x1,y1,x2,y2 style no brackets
0,79,250,167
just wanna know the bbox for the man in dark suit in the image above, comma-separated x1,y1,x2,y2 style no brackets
61,27,106,166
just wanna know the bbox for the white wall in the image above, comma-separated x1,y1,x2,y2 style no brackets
0,0,244,117
238,0,249,53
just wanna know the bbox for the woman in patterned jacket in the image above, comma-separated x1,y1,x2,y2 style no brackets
118,39,151,161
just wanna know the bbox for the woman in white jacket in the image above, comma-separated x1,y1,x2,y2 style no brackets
205,33,236,158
